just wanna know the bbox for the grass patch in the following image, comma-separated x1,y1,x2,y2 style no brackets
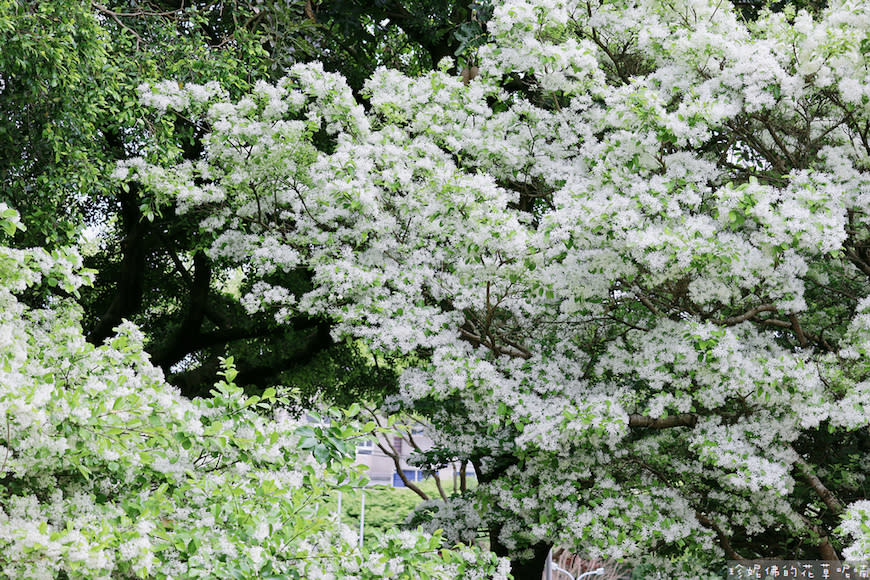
323,478,475,548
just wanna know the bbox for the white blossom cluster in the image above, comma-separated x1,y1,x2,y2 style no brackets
408,494,486,546
839,500,870,561
120,0,870,573
0,207,508,578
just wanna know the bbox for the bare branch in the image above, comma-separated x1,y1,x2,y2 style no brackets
793,454,844,516
92,3,144,48
695,512,745,561
374,436,430,500
304,0,316,22
789,313,809,348
459,327,531,359
758,318,793,329
405,425,449,501
751,113,798,169
636,293,661,316
628,413,698,429
716,303,777,326
498,335,532,359
756,316,837,352
846,247,870,278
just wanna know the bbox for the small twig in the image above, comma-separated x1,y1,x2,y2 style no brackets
102,9,143,48
707,0,724,22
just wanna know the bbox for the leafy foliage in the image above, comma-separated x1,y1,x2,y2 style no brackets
0,0,110,247
118,0,870,575
0,207,509,579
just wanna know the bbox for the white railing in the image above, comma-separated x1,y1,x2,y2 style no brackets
336,489,368,548
544,547,606,580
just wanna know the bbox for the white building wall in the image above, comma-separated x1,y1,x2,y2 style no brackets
354,430,472,488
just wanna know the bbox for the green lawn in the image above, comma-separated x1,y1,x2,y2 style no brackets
323,478,471,548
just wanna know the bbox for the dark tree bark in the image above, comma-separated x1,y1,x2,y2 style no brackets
87,184,149,345
491,537,550,580
149,250,211,368
471,454,552,578
169,320,333,398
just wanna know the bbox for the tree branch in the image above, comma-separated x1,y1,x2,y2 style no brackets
405,424,449,501
716,303,777,326
459,327,531,359
374,435,430,500
151,250,211,369
846,246,870,278
88,185,149,345
797,513,841,561
695,512,745,561
628,413,698,429
789,313,809,348
793,454,844,516
636,292,662,316
169,321,332,397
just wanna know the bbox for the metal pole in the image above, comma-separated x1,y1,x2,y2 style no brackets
337,491,342,522
358,490,365,550
545,547,553,580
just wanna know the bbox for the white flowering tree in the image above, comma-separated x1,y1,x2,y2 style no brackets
0,204,508,579
118,0,870,576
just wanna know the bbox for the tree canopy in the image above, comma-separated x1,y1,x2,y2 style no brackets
116,0,870,576
4,0,870,578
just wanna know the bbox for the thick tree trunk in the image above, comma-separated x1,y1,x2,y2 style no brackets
87,186,148,345
151,250,211,370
